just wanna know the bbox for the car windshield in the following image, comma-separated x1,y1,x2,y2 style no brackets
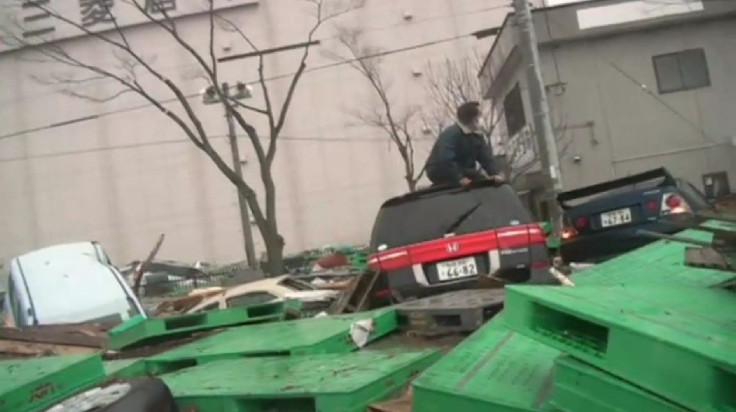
370,184,532,251
20,257,142,325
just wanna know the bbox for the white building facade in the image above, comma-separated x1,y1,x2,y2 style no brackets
0,0,508,265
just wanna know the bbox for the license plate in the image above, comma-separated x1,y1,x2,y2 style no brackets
600,208,633,228
436,257,478,281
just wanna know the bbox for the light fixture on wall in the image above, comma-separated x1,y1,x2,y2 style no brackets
412,68,423,77
573,155,582,163
403,11,413,21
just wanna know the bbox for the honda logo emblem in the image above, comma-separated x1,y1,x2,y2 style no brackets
446,242,460,253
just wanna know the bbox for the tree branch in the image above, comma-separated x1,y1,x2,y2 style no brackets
328,26,423,190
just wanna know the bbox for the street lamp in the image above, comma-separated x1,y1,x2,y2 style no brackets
201,82,257,268
202,82,252,104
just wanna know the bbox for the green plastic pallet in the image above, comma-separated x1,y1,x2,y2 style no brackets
162,350,441,412
146,309,398,375
108,298,302,350
0,354,104,412
103,358,147,379
504,285,736,412
412,314,559,412
550,356,688,412
571,228,735,288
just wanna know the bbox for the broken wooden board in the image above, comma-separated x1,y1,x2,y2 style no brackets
685,246,733,271
0,324,107,348
0,340,98,359
330,270,383,314
154,289,225,316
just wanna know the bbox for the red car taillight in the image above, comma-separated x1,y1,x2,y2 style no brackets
665,194,682,209
661,193,690,215
368,248,411,271
575,216,588,229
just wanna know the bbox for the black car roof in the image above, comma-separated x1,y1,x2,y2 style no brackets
380,180,506,208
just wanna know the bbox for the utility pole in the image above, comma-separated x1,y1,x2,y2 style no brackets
204,82,257,267
512,0,564,234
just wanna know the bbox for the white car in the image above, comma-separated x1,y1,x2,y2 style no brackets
186,275,340,315
3,244,145,327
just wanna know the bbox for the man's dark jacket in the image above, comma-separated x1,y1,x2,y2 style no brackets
425,124,498,184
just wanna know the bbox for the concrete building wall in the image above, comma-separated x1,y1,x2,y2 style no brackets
0,0,509,265
483,8,736,197
547,18,736,192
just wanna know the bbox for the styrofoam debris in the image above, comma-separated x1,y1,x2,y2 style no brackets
349,319,375,348
549,268,576,287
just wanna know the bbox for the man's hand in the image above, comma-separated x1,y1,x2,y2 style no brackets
459,177,472,187
489,174,506,184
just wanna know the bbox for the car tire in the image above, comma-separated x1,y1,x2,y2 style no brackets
44,378,178,412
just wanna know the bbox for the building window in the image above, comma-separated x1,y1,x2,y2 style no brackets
504,83,526,137
652,49,710,94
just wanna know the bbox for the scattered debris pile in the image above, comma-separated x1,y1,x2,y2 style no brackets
0,323,110,359
3,217,735,412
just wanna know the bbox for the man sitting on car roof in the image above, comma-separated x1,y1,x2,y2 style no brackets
425,101,505,187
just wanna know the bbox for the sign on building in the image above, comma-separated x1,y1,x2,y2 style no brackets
79,0,116,27
1,0,258,52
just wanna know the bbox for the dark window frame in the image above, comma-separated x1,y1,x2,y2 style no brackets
503,82,526,137
652,49,711,94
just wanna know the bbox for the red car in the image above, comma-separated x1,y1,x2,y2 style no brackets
367,181,552,300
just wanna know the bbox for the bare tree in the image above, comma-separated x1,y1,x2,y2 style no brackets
498,120,571,184
423,53,501,144
325,27,425,192
423,52,569,184
3,0,356,275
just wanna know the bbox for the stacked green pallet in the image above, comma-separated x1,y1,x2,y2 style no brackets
413,225,736,412
505,284,736,412
551,356,690,412
0,354,105,412
148,309,440,411
146,309,399,375
108,298,302,350
103,358,148,379
163,350,441,412
412,314,559,412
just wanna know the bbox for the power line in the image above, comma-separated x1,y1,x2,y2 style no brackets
604,60,714,142
0,29,485,141
0,133,435,163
